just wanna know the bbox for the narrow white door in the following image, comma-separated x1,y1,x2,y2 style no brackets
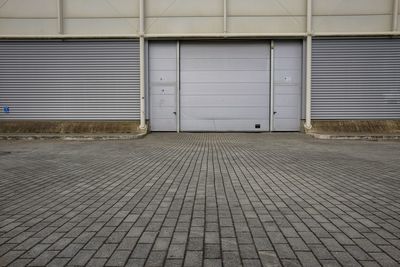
272,41,302,131
149,42,177,131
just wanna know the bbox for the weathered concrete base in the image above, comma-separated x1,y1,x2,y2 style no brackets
0,120,142,134
309,133,400,141
0,132,147,141
306,120,400,134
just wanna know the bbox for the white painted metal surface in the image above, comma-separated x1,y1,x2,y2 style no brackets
180,41,270,132
305,0,313,130
272,41,302,131
1,0,398,36
149,42,177,131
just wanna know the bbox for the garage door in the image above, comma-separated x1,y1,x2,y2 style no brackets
0,40,139,120
180,42,270,131
312,38,400,119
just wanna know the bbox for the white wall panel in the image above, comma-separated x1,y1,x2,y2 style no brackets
398,15,400,31
229,0,306,16
0,0,56,18
228,17,306,33
64,0,139,18
64,18,138,34
145,0,222,17
313,15,392,33
313,0,393,15
0,19,58,35
145,17,223,34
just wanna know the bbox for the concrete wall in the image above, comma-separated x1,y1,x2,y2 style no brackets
0,0,398,36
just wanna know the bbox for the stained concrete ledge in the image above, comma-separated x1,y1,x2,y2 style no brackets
0,120,141,134
309,120,400,134
0,132,147,141
309,132,400,141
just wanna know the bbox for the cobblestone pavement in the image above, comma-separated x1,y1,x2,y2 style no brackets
1,133,400,267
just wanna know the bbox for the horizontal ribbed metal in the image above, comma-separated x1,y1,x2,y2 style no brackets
312,38,400,119
0,40,139,120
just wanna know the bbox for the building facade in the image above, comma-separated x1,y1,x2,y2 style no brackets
0,0,399,132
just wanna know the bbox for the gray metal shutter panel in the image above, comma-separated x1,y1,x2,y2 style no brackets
0,40,139,120
312,38,400,119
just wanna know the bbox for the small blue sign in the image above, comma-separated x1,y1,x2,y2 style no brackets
3,106,10,113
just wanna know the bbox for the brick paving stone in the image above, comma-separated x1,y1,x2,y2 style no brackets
243,259,262,267
126,258,146,267
369,252,398,266
144,251,166,267
221,238,239,252
320,238,345,252
183,251,203,267
27,251,59,266
20,244,50,259
86,258,108,267
94,243,118,258
379,245,400,261
68,250,96,266
298,232,320,245
319,259,341,267
287,238,309,251
204,244,221,259
84,237,107,250
332,251,361,266
106,250,131,266
46,258,71,267
163,259,183,267
223,251,242,267
353,239,381,253
1,134,400,267
253,237,273,251
344,245,372,261
204,258,222,267
274,244,297,259
281,259,302,267
166,244,185,259
0,251,25,266
295,251,321,267
359,261,380,267
258,250,281,267
7,259,33,267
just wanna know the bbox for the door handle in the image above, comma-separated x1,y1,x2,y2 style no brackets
173,112,176,115
273,111,277,115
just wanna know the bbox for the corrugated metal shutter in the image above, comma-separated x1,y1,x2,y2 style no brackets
312,38,400,119
0,40,139,120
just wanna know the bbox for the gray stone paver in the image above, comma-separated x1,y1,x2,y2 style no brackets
0,133,400,266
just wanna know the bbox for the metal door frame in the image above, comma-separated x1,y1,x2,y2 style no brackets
269,40,274,132
176,40,181,133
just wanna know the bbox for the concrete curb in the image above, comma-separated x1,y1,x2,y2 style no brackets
0,132,148,141
309,133,400,141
